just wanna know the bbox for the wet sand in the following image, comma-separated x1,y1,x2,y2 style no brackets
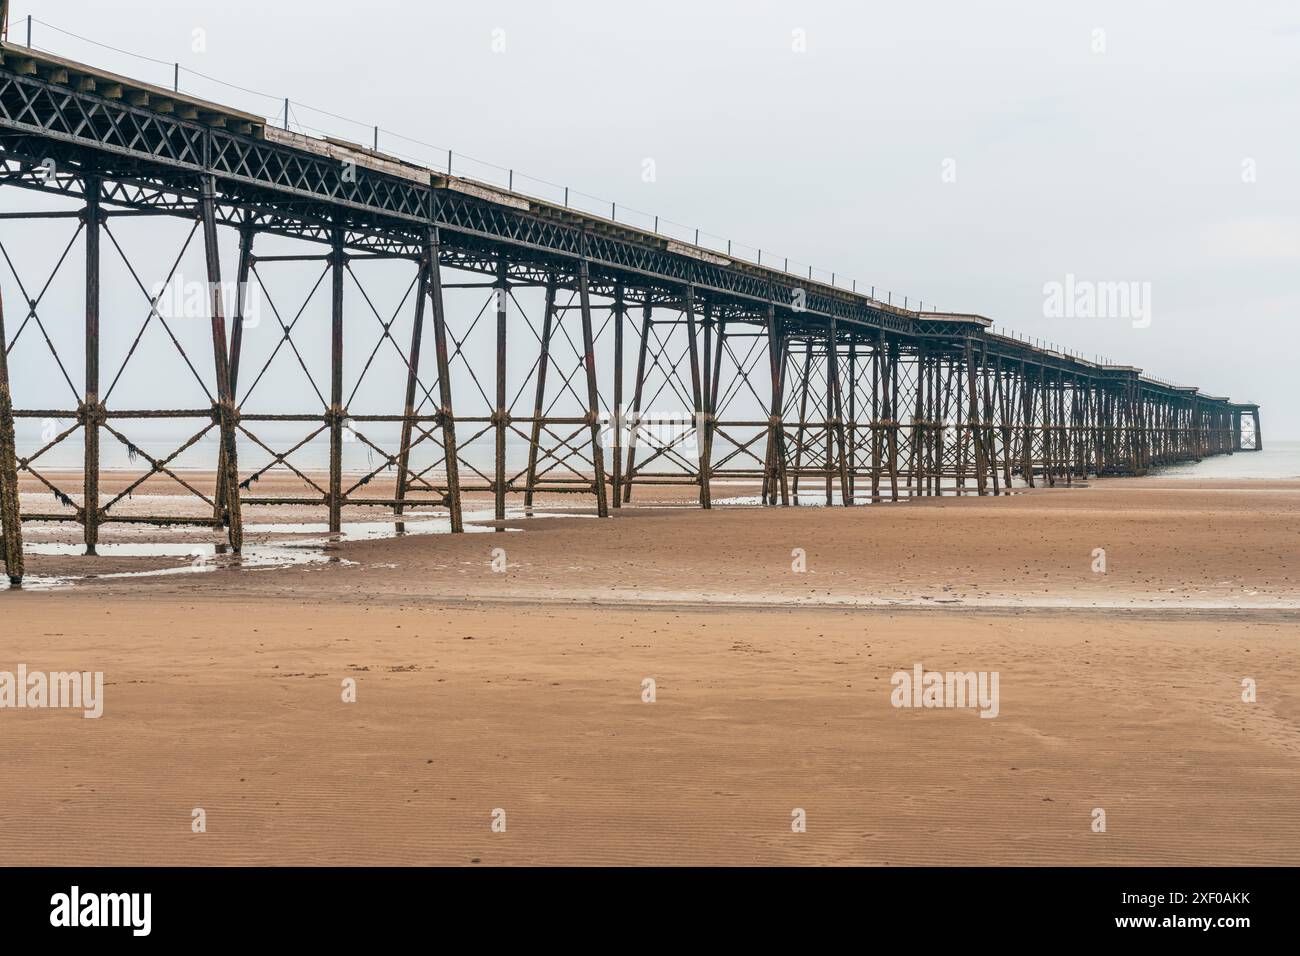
1,476,1298,864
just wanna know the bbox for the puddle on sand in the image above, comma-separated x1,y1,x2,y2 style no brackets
10,506,593,590
711,489,1026,507
16,544,355,591
246,508,594,538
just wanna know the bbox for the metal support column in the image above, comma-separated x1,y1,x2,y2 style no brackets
200,176,243,549
394,245,430,516
622,301,651,504
827,318,851,505
328,226,345,533
523,272,556,508
610,281,625,509
763,302,789,506
493,253,508,521
426,229,463,532
682,285,709,509
82,172,101,554
576,255,609,517
0,286,22,584
214,220,254,524
965,340,988,495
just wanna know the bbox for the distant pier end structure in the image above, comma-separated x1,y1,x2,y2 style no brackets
1230,402,1262,452
0,35,1261,586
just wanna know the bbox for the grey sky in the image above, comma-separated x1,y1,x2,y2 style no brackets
5,0,1298,437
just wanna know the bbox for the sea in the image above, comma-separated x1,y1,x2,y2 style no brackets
10,416,1299,481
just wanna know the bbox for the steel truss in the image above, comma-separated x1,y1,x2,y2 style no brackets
0,49,1258,585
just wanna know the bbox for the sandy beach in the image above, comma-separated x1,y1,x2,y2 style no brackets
2,475,1298,865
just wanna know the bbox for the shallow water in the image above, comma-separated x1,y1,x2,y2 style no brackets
1146,442,1300,480
16,543,352,590
11,507,595,590
712,488,1026,507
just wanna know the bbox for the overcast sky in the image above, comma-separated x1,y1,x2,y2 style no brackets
6,0,1299,437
